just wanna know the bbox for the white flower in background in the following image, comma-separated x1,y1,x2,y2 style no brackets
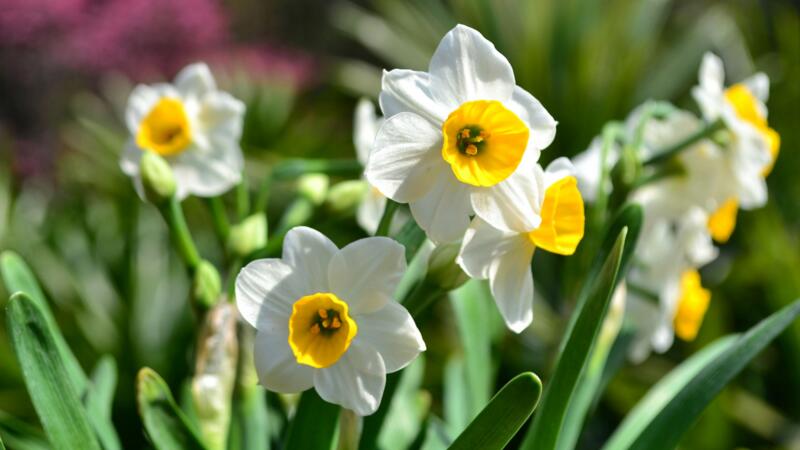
353,99,407,235
626,208,716,362
121,63,245,200
456,158,584,332
573,135,619,203
692,52,779,209
366,24,557,243
235,227,425,415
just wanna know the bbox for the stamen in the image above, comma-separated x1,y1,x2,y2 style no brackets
318,309,328,319
311,323,321,335
460,129,471,139
322,319,330,328
331,317,342,329
465,144,478,156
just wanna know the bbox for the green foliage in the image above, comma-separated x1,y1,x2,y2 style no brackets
6,294,101,450
136,367,208,450
284,390,339,450
448,372,543,450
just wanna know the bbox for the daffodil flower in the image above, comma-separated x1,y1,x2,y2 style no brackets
121,62,245,200
692,52,778,209
626,208,716,362
353,99,407,235
366,24,557,243
456,158,584,332
235,227,425,415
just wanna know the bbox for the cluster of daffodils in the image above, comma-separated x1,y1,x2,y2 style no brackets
361,25,585,333
575,52,779,362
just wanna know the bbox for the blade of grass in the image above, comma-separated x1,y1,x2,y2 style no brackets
137,368,208,450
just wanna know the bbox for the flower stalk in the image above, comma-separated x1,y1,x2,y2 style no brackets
643,118,725,166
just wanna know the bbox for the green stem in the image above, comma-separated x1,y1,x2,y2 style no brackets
159,197,201,271
236,179,250,221
254,172,272,214
643,118,725,166
404,278,446,319
226,258,243,299
627,282,660,304
593,122,624,227
206,197,230,241
375,200,400,237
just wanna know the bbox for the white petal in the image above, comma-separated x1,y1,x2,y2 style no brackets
409,171,473,244
743,72,770,103
428,24,515,105
457,217,524,280
356,188,386,235
470,162,544,232
366,112,446,203
120,140,146,199
329,237,406,315
543,157,576,188
487,234,536,333
199,91,245,144
282,227,338,293
235,258,303,333
354,98,383,164
125,84,179,134
171,143,243,199
314,343,386,416
174,63,217,98
354,301,425,372
699,52,725,95
253,331,314,393
379,69,448,124
506,86,557,151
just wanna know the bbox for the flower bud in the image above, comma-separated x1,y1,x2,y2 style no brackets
192,303,238,450
193,260,222,310
426,242,469,291
228,213,267,257
325,180,368,214
297,174,330,206
140,152,176,203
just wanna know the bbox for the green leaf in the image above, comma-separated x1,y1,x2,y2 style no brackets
378,357,430,450
448,372,543,450
394,218,427,264
521,228,627,450
605,299,800,450
6,293,101,450
602,335,738,450
0,410,50,450
284,390,339,450
0,251,88,394
449,281,495,422
137,367,208,450
0,433,5,450
85,356,121,450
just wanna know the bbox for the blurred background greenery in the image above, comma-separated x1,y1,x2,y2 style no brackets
0,0,798,449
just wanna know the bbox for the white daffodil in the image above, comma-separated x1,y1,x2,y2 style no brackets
353,99,407,235
235,227,425,415
365,24,557,243
625,208,715,362
456,158,584,332
121,62,245,200
692,52,779,209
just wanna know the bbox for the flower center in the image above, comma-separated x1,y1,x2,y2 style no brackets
136,97,192,156
724,84,780,174
672,270,711,341
528,176,585,255
707,197,738,243
288,292,357,368
441,100,529,187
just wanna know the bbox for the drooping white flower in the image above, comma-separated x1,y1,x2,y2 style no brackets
692,52,779,209
456,158,584,332
366,24,557,243
353,99,407,235
121,63,245,200
625,208,716,362
235,227,425,415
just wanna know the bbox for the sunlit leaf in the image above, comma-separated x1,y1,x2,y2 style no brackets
284,390,339,450
136,367,207,450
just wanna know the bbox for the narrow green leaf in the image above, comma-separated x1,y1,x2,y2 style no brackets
394,218,427,264
448,372,543,450
284,390,339,450
602,335,738,450
0,410,49,450
6,293,101,450
608,299,800,450
378,357,429,450
0,251,87,393
85,356,121,450
521,229,627,450
137,367,208,450
450,281,494,420
0,433,5,450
